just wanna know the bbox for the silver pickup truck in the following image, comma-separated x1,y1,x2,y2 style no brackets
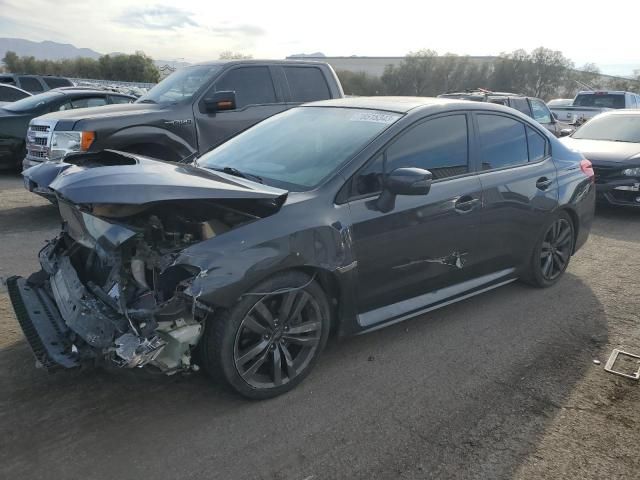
550,91,640,125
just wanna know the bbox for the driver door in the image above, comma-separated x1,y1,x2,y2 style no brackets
345,113,484,325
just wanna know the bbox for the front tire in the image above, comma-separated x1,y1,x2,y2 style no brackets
201,271,331,399
522,211,575,288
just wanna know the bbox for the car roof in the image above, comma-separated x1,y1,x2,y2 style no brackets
576,90,635,95
597,109,640,116
56,89,133,97
193,59,331,67
303,96,519,114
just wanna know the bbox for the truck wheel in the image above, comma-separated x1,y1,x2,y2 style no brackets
522,211,575,288
201,271,331,399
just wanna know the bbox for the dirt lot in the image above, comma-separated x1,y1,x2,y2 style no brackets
1,172,639,480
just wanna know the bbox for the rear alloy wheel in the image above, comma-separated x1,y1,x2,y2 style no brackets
523,211,575,288
202,271,330,399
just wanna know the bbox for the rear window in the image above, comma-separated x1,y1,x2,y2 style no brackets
19,76,44,92
284,67,331,103
43,77,73,89
510,98,532,116
0,85,30,102
573,93,625,109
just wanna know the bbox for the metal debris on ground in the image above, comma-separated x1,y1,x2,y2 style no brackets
593,359,601,365
604,349,640,380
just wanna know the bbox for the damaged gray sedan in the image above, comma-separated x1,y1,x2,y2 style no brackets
9,97,595,399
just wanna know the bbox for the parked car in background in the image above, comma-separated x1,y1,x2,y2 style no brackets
0,84,31,105
547,98,573,108
0,89,134,170
561,110,640,208
549,91,640,126
0,74,73,93
437,89,569,136
8,97,595,399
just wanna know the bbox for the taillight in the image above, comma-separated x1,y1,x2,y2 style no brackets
580,159,595,181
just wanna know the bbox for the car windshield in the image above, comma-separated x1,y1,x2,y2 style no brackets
573,93,625,109
572,114,640,142
197,107,402,191
136,65,221,104
3,91,63,112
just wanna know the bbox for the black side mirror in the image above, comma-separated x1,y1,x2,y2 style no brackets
377,167,432,213
203,91,237,113
552,112,559,120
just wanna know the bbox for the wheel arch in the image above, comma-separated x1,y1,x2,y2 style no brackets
558,206,580,254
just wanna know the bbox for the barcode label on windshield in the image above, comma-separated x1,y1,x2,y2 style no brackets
350,112,398,124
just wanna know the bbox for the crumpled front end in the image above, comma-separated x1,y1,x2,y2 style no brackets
8,195,269,373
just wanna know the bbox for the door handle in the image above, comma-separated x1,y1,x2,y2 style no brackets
454,196,480,214
536,177,553,190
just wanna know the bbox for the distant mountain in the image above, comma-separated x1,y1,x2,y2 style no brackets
288,52,326,58
0,37,102,60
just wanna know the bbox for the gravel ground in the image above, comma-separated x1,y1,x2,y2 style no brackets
0,172,638,480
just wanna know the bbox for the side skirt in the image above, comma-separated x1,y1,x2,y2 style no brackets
356,269,517,334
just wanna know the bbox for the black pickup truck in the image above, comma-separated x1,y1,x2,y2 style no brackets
23,60,344,175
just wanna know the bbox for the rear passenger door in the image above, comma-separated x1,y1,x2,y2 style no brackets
472,112,558,274
194,65,287,152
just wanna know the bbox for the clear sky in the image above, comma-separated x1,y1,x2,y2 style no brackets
1,0,639,75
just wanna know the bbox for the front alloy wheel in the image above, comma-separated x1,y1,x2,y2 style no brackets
234,290,323,389
202,271,330,399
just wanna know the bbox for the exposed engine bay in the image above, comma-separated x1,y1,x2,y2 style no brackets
29,198,261,373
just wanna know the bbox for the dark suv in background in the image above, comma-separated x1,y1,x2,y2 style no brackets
438,89,567,137
0,74,73,93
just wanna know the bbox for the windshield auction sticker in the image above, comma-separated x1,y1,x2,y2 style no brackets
350,112,399,124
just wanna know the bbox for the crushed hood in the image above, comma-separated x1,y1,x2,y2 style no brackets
49,150,288,206
560,138,640,164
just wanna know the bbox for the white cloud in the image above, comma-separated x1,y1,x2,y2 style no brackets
0,0,639,71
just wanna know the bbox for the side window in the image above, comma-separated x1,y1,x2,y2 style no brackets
214,66,277,109
110,95,133,104
629,95,637,108
530,99,552,124
385,115,469,180
18,76,44,92
477,114,528,170
351,154,384,197
510,98,532,117
43,77,72,89
58,97,107,110
526,127,548,162
73,97,108,108
284,67,331,103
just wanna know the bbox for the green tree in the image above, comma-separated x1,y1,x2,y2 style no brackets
219,51,253,60
335,70,382,96
1,50,159,83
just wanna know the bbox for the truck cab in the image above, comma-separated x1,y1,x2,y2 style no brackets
23,60,344,169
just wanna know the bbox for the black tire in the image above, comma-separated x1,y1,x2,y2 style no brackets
522,210,575,288
201,271,330,399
